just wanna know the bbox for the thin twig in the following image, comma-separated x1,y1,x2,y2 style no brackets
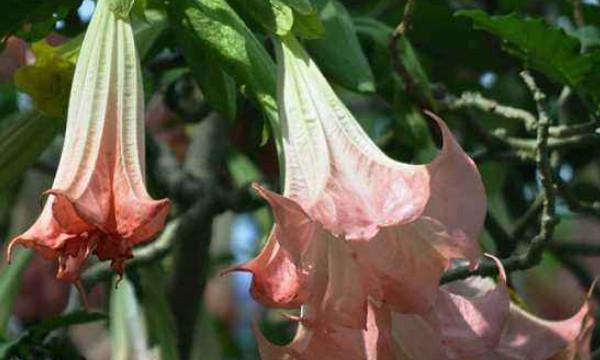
512,192,544,240
444,92,600,139
389,0,431,109
442,71,559,283
446,92,537,131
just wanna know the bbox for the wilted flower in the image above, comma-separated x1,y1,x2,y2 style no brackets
7,0,170,282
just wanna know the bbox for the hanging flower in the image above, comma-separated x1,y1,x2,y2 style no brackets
255,301,402,360
228,35,486,329
6,0,170,282
392,257,595,360
256,257,595,360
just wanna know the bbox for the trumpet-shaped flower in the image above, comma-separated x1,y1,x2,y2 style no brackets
230,35,486,329
393,258,595,360
7,0,170,282
255,302,403,360
259,258,595,360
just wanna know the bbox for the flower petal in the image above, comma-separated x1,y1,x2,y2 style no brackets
256,303,402,360
353,225,446,314
228,228,308,308
495,300,594,360
276,37,485,250
392,256,509,359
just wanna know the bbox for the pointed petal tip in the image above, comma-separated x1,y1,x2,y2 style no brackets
5,237,20,265
484,253,507,283
587,276,600,300
219,262,253,277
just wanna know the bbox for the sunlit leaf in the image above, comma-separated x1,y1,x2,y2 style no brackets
0,111,63,190
110,277,154,360
457,10,592,88
168,0,277,114
305,0,374,92
228,0,294,36
137,264,180,360
0,249,33,339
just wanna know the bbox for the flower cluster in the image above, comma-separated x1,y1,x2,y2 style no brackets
231,37,594,360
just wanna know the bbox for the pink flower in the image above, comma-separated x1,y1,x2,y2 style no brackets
230,36,486,328
258,257,595,360
6,0,170,282
393,257,595,360
255,302,401,360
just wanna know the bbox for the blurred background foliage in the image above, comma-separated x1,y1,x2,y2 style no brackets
0,0,599,359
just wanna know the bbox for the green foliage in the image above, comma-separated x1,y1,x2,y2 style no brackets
354,17,434,107
228,0,294,36
291,11,325,39
457,10,600,111
0,111,63,190
305,0,374,92
457,10,591,87
14,41,75,118
168,0,277,115
137,265,180,360
0,0,80,42
0,249,33,340
280,0,313,15
110,277,150,360
0,310,105,358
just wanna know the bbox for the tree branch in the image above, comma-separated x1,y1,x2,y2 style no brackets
442,71,559,283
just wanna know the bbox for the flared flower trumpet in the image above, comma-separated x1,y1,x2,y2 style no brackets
6,0,170,282
256,257,595,360
229,35,486,329
393,258,595,360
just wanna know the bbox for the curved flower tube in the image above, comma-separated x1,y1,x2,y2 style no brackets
6,0,170,282
230,35,486,328
393,257,595,360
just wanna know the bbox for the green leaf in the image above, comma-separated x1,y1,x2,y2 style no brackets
354,17,435,107
0,310,105,358
174,18,237,119
280,0,313,15
111,277,153,360
456,10,592,88
228,0,294,36
133,10,169,60
0,112,63,190
137,265,180,360
0,249,33,339
0,0,80,41
14,41,75,118
167,0,277,114
27,311,106,342
291,11,325,39
305,0,374,92
571,26,600,53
